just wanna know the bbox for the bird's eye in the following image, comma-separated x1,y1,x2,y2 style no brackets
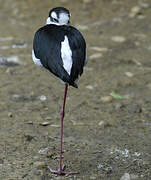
53,18,59,23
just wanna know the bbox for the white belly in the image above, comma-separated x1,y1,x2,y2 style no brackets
61,36,72,75
32,49,43,67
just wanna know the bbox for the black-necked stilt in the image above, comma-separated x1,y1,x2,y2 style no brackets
32,7,87,175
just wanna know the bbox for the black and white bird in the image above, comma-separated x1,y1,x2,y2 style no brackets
32,7,87,175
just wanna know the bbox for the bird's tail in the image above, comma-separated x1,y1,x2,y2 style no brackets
69,81,78,88
58,69,78,88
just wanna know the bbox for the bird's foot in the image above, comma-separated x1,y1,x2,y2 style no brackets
46,162,78,175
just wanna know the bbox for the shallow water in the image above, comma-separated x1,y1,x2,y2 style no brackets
0,0,151,179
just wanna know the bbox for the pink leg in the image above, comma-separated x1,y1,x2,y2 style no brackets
46,83,78,175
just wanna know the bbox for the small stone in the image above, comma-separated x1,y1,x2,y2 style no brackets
45,116,52,120
120,173,130,180
12,43,27,49
132,59,142,66
134,41,140,46
50,124,60,127
101,96,113,103
39,121,51,126
7,56,20,63
86,85,94,90
125,72,134,77
98,121,105,126
89,53,103,60
39,95,46,101
0,55,21,67
26,121,33,125
89,47,108,52
137,15,145,19
8,112,13,117
76,25,89,31
129,6,141,18
38,147,49,155
12,94,21,101
111,36,126,43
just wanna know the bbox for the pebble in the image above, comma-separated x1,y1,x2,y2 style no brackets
7,56,20,63
12,94,23,102
26,121,33,124
137,15,145,19
132,59,142,66
101,96,113,103
38,147,49,154
111,36,126,43
39,121,51,126
45,116,52,120
39,95,46,101
0,55,20,67
86,85,94,90
125,72,134,77
89,53,103,59
12,43,27,49
50,124,60,127
89,46,108,52
129,6,141,18
8,112,13,117
76,24,89,31
98,121,105,126
120,173,130,180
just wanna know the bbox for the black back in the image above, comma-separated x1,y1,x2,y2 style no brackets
33,24,86,88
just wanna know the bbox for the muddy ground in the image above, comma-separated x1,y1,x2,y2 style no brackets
0,0,151,179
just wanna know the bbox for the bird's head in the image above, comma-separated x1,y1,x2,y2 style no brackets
46,7,71,26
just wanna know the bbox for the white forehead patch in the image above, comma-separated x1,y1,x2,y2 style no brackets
59,13,69,25
51,11,57,19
